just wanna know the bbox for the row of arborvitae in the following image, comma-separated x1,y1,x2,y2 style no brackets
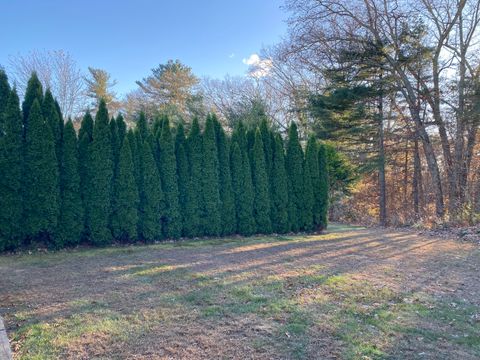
0,72,329,251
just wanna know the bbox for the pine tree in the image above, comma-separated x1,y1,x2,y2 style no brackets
318,143,329,230
175,123,189,235
22,73,43,137
23,99,59,242
85,99,113,245
138,141,163,242
252,129,272,233
285,122,305,232
42,89,62,161
0,90,23,250
231,141,255,235
271,134,290,233
213,116,236,235
157,118,181,238
184,117,202,237
111,136,139,241
56,120,83,247
201,116,222,236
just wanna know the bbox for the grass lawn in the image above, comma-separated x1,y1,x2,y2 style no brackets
1,224,479,359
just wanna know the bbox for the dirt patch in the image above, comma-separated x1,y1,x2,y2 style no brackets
0,225,479,359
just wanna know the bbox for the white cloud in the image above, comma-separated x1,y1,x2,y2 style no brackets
242,53,272,78
228,53,235,58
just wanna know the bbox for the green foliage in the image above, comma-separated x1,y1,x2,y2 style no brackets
22,72,43,137
0,70,11,126
271,134,290,233
184,117,202,237
138,141,163,242
157,118,181,239
213,115,236,235
111,136,139,241
252,129,272,233
175,123,189,235
42,89,62,162
231,141,255,235
318,143,330,229
84,99,113,245
56,120,83,247
116,114,127,145
201,115,222,236
303,136,317,230
286,122,305,232
23,99,59,241
0,90,23,250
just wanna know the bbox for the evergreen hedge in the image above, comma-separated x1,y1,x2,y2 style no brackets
0,74,329,251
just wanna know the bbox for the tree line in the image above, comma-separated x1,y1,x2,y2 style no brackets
0,71,329,251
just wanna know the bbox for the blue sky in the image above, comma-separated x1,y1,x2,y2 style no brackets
0,0,287,95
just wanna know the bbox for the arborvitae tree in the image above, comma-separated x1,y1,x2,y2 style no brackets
116,114,127,145
23,99,59,241
42,89,62,161
175,123,189,235
138,141,162,242
286,122,305,232
0,90,23,250
318,143,329,230
259,118,273,179
85,99,113,245
213,116,236,235
127,128,140,187
231,141,255,235
111,136,139,241
246,128,256,165
78,112,93,239
136,112,149,141
305,136,321,229
0,70,11,126
271,134,290,233
231,121,247,152
302,154,314,231
200,116,222,236
157,118,181,238
56,120,83,247
22,73,43,137
184,117,202,237
110,116,120,174
252,129,272,233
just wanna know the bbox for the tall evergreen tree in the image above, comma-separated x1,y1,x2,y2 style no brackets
42,89,62,162
85,99,113,245
201,116,222,236
157,118,181,238
231,121,247,152
78,112,94,239
0,90,23,250
252,129,272,233
116,114,127,145
111,136,139,241
318,143,329,230
56,120,83,247
22,73,43,137
213,116,236,235
175,123,189,235
305,136,321,229
230,141,255,235
23,99,59,242
302,154,314,231
184,117,202,237
0,70,11,127
136,112,149,141
138,141,163,242
271,134,290,233
285,122,305,232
